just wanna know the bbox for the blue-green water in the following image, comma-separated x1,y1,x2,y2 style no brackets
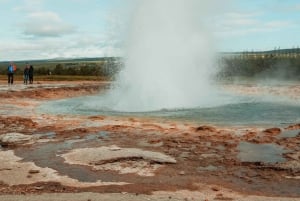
38,93,300,126
238,142,287,163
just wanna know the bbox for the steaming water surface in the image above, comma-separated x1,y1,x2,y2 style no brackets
38,90,300,126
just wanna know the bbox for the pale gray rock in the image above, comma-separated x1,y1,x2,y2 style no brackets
0,133,36,146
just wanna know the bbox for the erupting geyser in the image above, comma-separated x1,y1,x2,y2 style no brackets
104,0,220,112
37,0,300,126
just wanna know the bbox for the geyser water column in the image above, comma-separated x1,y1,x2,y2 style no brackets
106,0,219,112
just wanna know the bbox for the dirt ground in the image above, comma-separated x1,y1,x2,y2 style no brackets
0,81,299,201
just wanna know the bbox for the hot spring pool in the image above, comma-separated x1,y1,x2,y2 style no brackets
38,93,300,126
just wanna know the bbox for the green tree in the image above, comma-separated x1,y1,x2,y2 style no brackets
54,64,64,75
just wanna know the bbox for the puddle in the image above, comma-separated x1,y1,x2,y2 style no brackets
84,131,108,141
63,139,86,148
36,132,56,139
277,130,300,139
14,131,131,183
215,145,225,151
238,142,287,164
138,139,164,147
197,165,221,171
82,121,106,127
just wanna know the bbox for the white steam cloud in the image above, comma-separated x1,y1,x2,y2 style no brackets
96,0,223,112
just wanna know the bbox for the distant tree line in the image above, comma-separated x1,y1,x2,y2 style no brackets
52,60,121,77
0,57,122,78
1,49,300,80
218,48,300,80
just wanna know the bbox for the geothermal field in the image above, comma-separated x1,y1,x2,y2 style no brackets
0,79,299,201
0,1,300,201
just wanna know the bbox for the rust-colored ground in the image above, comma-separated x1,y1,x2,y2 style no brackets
0,81,299,201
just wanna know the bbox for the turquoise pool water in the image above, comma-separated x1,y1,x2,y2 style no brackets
38,92,300,126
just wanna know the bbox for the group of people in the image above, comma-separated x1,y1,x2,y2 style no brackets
7,62,34,85
23,63,34,85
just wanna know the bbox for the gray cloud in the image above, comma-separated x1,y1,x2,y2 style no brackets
1,33,122,61
22,11,75,37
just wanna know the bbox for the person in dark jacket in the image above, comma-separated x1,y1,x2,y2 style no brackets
29,65,34,84
23,64,30,85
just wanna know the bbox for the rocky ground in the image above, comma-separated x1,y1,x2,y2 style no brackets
0,81,299,201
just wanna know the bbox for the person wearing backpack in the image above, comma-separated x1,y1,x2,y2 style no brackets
7,62,16,85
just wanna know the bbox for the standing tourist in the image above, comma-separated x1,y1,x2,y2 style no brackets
29,65,34,84
7,62,16,85
23,63,30,85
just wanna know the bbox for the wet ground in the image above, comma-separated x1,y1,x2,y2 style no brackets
0,81,299,201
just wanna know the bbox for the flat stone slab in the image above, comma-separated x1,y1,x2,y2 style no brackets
62,145,176,165
0,133,36,146
62,145,176,176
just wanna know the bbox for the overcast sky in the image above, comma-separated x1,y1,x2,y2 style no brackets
1,0,300,61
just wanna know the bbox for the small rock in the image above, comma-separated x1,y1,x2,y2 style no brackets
0,168,12,171
263,128,281,135
108,145,122,151
179,171,185,175
34,186,44,190
195,125,216,132
211,186,220,191
29,169,40,174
